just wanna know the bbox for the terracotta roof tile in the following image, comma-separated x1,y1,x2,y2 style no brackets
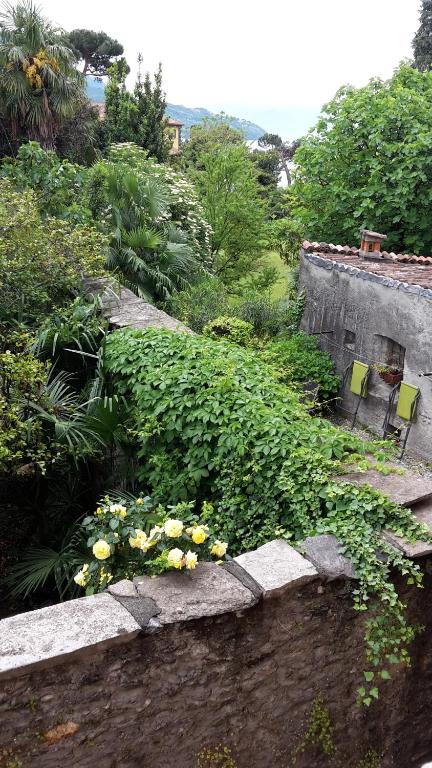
301,240,432,291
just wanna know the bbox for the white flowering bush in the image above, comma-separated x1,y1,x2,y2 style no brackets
98,143,213,268
74,496,228,594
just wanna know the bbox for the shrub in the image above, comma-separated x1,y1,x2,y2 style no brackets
259,333,340,403
166,278,229,332
237,292,304,338
0,180,107,327
105,327,431,701
86,143,213,268
203,316,253,346
0,142,91,222
73,495,228,593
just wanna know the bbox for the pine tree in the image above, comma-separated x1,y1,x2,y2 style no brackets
135,59,170,162
413,0,432,71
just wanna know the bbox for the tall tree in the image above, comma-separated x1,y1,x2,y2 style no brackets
292,65,432,255
135,58,170,162
413,0,432,71
257,133,300,185
181,120,243,171
104,59,138,144
68,29,124,76
0,0,83,151
195,144,267,284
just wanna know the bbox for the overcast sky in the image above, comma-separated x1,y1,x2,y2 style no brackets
41,0,420,137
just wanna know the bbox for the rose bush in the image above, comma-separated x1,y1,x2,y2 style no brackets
74,495,228,593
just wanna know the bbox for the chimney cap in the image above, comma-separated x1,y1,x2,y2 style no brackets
360,228,387,240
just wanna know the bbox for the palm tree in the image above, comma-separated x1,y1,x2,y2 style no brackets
0,0,84,150
105,165,202,301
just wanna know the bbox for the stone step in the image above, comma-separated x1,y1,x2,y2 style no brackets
336,467,432,508
383,498,432,559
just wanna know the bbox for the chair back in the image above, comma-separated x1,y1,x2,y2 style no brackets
396,382,420,421
350,361,369,397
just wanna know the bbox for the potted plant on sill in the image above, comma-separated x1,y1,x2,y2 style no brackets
374,364,403,386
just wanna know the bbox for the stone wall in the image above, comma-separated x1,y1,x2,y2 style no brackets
1,538,432,768
299,250,432,460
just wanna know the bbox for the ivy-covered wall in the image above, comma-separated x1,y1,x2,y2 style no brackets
1,542,432,768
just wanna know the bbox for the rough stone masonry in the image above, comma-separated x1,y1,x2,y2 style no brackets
1,537,432,768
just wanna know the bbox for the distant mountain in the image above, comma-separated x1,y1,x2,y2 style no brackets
85,78,267,141
165,104,266,141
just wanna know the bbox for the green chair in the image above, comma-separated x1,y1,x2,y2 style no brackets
341,360,371,428
382,381,421,459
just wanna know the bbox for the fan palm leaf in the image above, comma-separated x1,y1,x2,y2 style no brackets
0,0,83,148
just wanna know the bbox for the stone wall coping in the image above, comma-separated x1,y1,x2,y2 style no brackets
2,533,410,681
82,277,191,333
234,539,319,596
133,561,258,624
0,593,140,680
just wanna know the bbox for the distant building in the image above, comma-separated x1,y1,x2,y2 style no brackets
299,232,432,459
165,117,183,155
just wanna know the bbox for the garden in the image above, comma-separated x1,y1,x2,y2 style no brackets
2,0,432,716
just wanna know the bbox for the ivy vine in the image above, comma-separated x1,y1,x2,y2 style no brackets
106,328,432,703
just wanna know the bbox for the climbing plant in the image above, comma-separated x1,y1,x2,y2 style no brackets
105,328,432,703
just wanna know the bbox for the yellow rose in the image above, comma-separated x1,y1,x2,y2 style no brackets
191,525,209,545
149,525,163,537
167,548,184,569
110,503,127,519
129,529,147,549
164,519,184,538
136,497,144,505
96,506,104,517
210,540,228,558
92,540,111,560
74,563,89,587
185,550,198,570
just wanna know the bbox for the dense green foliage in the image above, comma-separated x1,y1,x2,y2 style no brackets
193,143,267,283
167,277,303,338
293,65,432,254
203,316,253,346
0,141,90,221
259,334,340,403
88,143,212,267
0,180,106,327
105,327,430,702
0,0,84,152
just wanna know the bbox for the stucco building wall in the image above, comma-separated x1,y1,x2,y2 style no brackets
299,250,432,459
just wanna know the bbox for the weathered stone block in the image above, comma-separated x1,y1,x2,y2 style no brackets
133,562,257,624
108,578,137,598
234,539,318,596
300,534,357,581
0,593,140,678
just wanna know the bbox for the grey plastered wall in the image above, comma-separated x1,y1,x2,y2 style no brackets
299,250,432,459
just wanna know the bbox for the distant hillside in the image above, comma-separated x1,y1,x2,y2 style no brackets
165,104,266,140
85,77,267,140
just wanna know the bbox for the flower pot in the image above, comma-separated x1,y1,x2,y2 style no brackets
379,370,403,386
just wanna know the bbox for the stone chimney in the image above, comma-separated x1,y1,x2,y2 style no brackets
359,228,387,258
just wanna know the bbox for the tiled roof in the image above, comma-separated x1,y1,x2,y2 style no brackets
302,241,432,290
